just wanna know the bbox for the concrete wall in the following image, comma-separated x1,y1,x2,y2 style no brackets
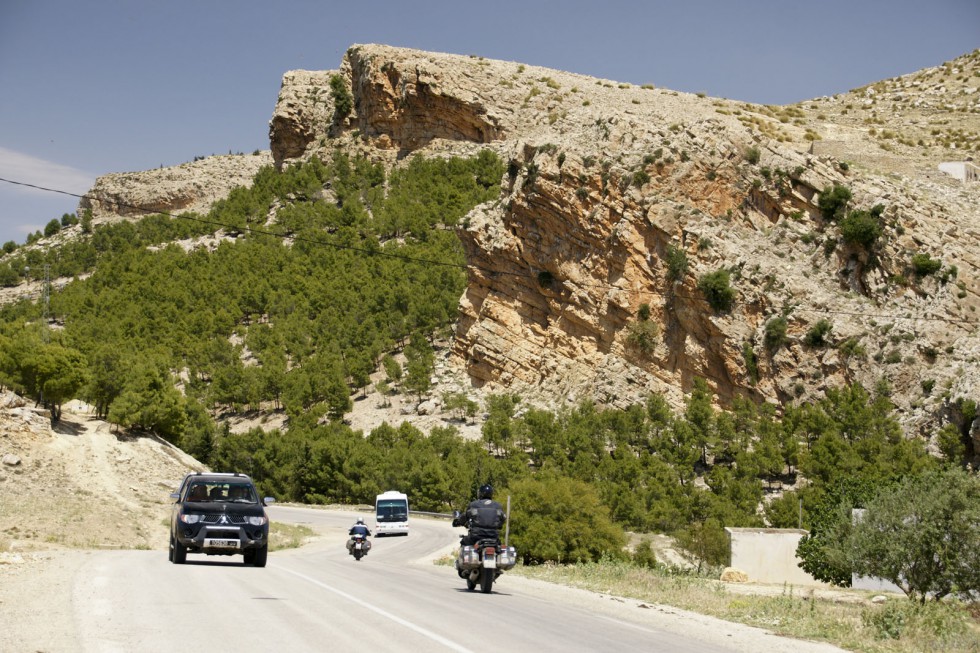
939,161,980,182
726,527,828,587
853,574,903,592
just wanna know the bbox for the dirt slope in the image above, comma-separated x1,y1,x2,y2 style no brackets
0,393,203,553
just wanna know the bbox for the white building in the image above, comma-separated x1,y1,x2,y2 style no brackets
938,161,979,182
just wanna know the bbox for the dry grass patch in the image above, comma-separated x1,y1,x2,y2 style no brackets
513,559,980,653
269,522,316,551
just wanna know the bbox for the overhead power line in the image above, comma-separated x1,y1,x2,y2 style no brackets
0,175,976,328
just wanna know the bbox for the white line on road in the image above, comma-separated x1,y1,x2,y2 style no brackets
278,566,473,653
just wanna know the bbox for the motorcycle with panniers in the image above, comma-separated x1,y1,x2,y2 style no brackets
348,532,371,560
452,510,517,593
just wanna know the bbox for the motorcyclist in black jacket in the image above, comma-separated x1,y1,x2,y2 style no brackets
454,484,505,546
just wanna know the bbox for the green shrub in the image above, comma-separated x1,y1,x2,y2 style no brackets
524,162,539,191
673,518,730,572
442,391,478,420
822,237,837,258
804,319,832,347
839,209,882,249
329,74,353,122
630,539,661,569
744,146,761,164
839,337,866,361
863,601,909,640
742,342,759,383
665,245,688,282
697,269,735,312
764,316,788,351
506,473,627,564
625,320,660,355
911,253,942,277
818,184,852,221
632,170,651,187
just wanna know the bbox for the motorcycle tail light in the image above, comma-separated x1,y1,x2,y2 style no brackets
485,547,495,556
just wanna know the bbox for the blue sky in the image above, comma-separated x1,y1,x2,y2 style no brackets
0,0,977,246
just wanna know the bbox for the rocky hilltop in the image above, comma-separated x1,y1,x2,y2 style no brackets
81,45,980,449
78,151,272,227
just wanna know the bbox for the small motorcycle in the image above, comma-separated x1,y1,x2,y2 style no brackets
348,533,371,561
452,511,517,593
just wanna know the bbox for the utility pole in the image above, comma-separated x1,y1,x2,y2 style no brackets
42,264,50,320
42,264,51,342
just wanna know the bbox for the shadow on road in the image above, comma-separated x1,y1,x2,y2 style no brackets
53,419,85,437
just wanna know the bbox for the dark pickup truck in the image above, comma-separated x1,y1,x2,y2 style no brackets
169,472,275,567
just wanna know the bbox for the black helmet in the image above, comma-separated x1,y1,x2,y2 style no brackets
478,484,494,500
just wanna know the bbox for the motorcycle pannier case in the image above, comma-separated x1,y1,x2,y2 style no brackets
497,546,518,570
459,545,480,570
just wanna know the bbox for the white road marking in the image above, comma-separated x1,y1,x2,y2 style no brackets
278,566,473,653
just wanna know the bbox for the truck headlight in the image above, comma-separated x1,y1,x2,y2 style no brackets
247,516,268,526
179,514,201,524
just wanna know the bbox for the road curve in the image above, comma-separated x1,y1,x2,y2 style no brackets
65,505,844,653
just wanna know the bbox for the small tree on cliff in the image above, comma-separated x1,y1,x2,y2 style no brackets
697,269,735,312
330,74,353,123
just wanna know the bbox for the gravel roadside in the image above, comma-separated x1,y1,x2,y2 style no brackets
0,550,88,653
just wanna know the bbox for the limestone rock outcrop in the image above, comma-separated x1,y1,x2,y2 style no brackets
78,152,272,225
269,70,337,167
269,44,980,439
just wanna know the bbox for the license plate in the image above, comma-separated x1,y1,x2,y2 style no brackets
205,538,240,549
483,556,496,569
355,542,362,549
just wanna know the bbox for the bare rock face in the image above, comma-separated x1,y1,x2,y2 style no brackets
78,152,272,224
346,45,504,152
269,44,980,439
269,70,337,167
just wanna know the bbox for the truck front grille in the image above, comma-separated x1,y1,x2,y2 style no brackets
201,514,248,525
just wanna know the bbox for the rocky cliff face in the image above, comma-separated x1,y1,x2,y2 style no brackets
269,44,980,447
78,152,272,226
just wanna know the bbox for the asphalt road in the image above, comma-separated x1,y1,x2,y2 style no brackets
66,506,844,653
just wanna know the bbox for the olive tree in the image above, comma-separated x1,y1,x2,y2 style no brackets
846,468,980,603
